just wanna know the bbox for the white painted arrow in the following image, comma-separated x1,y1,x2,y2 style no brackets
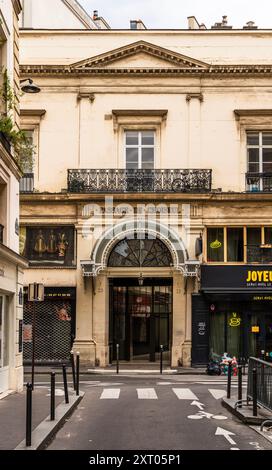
191,400,205,410
215,427,236,445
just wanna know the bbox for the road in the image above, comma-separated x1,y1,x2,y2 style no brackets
29,374,272,451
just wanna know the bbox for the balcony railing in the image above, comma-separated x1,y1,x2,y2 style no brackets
246,173,272,192
0,224,4,244
68,169,212,193
247,244,272,264
20,173,34,193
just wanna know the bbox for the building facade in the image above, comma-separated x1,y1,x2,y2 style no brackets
19,16,272,368
0,0,28,395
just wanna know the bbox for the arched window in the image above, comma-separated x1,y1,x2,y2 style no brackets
108,235,172,267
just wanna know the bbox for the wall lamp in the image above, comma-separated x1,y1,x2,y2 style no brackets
20,78,41,94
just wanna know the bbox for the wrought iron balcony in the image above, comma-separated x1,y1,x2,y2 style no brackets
20,173,34,193
246,173,272,192
68,169,212,193
247,244,272,264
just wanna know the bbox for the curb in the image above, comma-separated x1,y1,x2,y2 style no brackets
15,391,84,450
222,397,272,425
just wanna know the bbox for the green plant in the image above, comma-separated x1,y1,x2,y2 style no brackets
0,70,35,171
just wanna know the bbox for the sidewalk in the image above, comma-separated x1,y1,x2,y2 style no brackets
0,385,81,450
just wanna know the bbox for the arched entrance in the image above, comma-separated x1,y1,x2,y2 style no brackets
108,234,173,362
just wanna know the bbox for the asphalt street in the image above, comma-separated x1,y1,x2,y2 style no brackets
28,374,272,451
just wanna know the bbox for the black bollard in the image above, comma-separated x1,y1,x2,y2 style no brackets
160,345,163,374
116,344,119,374
26,383,32,447
70,350,76,391
252,368,258,417
238,365,242,407
50,372,55,421
227,362,232,399
76,352,80,396
62,364,69,404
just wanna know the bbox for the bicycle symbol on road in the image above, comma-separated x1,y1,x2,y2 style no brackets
187,411,228,420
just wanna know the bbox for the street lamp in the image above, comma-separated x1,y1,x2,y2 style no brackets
20,78,41,94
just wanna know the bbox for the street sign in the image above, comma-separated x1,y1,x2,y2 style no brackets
28,283,44,302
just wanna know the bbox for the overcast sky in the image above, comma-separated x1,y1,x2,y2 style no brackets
79,0,272,29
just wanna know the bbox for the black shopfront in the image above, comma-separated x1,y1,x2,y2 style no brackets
192,265,272,365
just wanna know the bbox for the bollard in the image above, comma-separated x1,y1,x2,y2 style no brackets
62,364,69,404
76,352,80,396
70,350,76,391
227,362,232,399
50,372,55,421
26,383,32,447
238,365,242,407
252,368,258,417
160,345,163,374
116,344,119,374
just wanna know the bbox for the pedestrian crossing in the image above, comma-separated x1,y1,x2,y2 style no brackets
98,387,227,400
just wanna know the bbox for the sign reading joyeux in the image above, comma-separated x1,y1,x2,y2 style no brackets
201,265,272,290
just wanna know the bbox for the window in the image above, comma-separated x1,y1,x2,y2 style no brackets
247,227,262,263
247,131,272,173
0,296,9,368
125,131,155,170
207,228,224,262
227,228,244,262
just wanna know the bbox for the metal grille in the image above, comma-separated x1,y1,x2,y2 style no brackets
23,299,72,364
68,168,212,193
247,357,272,411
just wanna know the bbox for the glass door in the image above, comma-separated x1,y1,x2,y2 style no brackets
265,314,272,362
128,286,152,360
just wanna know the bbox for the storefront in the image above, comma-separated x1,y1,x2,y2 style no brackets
23,287,76,365
192,265,272,365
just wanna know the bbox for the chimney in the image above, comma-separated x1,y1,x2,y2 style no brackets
243,21,258,30
93,10,98,20
187,16,200,29
211,15,232,29
130,20,147,30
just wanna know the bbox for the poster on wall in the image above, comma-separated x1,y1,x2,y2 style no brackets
22,324,32,343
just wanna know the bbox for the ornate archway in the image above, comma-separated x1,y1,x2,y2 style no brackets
80,219,189,276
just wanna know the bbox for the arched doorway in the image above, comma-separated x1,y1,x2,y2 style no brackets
108,235,173,362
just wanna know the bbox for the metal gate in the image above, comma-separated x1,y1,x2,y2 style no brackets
23,298,73,364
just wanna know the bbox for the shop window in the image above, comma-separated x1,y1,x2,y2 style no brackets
247,227,261,263
227,311,242,358
20,226,75,267
207,228,224,262
210,311,225,359
265,227,272,245
227,228,244,262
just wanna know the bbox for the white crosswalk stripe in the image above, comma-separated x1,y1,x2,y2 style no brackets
172,388,198,400
100,388,120,399
137,388,158,399
208,389,227,400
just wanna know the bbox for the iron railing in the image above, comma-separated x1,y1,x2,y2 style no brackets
247,357,272,411
68,169,212,193
0,224,4,244
20,173,34,193
247,244,272,264
246,172,272,192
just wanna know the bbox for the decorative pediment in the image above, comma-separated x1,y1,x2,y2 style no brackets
71,40,209,70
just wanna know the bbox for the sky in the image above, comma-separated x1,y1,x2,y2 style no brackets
79,0,272,29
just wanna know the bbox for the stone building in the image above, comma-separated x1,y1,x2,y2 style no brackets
0,0,28,395
19,11,272,368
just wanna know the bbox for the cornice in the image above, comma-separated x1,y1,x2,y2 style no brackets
0,141,22,181
20,64,272,77
0,243,28,269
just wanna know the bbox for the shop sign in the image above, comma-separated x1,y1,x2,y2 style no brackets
251,326,260,333
228,312,241,327
197,321,206,336
201,265,272,290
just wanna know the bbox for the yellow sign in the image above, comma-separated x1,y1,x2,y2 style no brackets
228,312,241,327
210,239,222,249
251,326,260,333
